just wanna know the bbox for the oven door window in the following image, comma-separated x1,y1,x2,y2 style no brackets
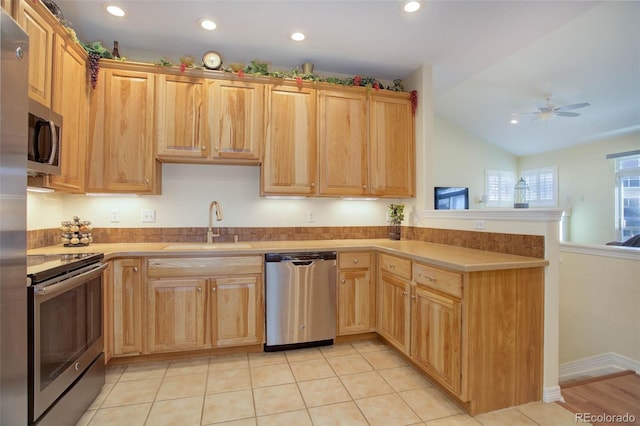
37,275,102,391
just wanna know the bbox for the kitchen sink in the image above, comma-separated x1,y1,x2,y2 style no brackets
162,243,253,250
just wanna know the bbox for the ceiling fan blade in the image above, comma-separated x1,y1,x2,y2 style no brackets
555,111,580,117
556,102,590,111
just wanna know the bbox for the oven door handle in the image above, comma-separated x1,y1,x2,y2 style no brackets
34,263,108,300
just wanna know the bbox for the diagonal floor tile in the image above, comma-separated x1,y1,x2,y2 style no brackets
202,389,255,424
298,377,352,407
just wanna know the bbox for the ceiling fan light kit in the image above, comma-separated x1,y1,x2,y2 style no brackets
514,94,590,122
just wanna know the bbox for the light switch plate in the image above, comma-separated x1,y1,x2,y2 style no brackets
141,209,156,223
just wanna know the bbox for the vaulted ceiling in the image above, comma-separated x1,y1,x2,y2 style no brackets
56,0,640,156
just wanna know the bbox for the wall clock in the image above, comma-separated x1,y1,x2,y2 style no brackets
202,51,222,70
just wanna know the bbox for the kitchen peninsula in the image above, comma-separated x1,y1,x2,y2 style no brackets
29,238,548,416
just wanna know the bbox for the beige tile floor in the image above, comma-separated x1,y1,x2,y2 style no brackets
76,340,585,426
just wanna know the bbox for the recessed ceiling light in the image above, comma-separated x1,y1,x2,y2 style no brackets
510,118,519,124
104,4,126,17
291,32,305,42
199,18,217,31
403,1,421,13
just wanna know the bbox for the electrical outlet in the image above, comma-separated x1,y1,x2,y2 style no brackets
110,209,120,223
307,210,315,223
141,209,156,223
473,220,485,230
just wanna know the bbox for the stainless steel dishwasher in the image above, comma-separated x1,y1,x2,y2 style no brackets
264,252,337,351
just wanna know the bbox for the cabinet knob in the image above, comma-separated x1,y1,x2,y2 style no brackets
363,185,367,189
144,178,150,184
341,279,346,284
201,146,206,151
353,258,358,264
390,264,395,269
197,287,202,292
311,182,315,187
426,275,436,282
133,267,138,272
212,287,216,292
411,295,416,299
402,291,408,296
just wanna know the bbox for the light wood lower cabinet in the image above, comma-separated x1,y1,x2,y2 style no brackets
144,256,264,354
147,278,206,353
337,252,375,335
102,261,113,364
210,276,263,347
377,271,412,354
410,285,462,396
112,259,144,356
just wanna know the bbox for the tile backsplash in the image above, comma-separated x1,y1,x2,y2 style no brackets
28,226,544,258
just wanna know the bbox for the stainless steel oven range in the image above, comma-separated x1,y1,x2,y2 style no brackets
27,253,106,426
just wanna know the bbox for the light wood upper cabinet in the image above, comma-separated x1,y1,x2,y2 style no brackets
17,0,54,108
209,275,263,347
262,85,318,195
112,259,143,357
46,38,88,192
411,285,462,395
318,90,368,196
87,65,161,194
338,252,375,335
156,74,206,158
207,80,264,162
369,93,415,197
147,278,206,353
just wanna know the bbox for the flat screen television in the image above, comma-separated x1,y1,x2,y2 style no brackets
434,187,469,210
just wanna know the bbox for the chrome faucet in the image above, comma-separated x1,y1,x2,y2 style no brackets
207,200,223,243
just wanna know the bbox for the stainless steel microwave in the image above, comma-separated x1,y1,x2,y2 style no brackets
27,99,62,176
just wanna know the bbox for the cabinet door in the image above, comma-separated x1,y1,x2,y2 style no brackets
377,271,411,354
112,259,143,356
99,69,159,194
411,286,462,395
262,85,317,195
318,90,368,196
156,74,206,158
103,261,113,364
338,269,375,335
147,278,206,353
210,276,263,347
369,94,415,197
208,80,264,161
17,0,53,107
47,40,88,192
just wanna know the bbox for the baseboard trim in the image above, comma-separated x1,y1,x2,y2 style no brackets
559,352,640,383
543,385,564,403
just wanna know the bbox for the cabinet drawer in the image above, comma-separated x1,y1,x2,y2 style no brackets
147,256,262,278
379,253,411,280
339,252,371,269
413,263,462,298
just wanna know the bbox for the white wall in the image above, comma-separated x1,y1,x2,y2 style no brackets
559,244,640,364
518,132,639,244
433,115,517,208
28,164,397,230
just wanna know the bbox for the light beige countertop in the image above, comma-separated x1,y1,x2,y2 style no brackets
28,239,549,272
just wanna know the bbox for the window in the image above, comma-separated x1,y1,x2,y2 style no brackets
615,154,640,240
521,166,558,207
485,170,515,207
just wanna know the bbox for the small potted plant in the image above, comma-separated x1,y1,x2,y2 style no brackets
388,204,405,240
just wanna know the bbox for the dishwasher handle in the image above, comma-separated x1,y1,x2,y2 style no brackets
288,260,314,266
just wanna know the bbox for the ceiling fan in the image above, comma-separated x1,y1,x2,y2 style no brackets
516,94,590,121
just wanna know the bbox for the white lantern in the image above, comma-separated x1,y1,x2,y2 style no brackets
514,178,529,208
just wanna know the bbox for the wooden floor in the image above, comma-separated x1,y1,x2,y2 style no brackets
558,371,640,425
